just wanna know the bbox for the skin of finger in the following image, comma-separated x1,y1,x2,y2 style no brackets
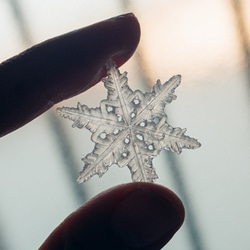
0,13,140,137
39,182,184,250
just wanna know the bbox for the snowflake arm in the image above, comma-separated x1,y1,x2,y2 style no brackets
57,59,201,183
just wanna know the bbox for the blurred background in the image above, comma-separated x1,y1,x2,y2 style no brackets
0,0,250,249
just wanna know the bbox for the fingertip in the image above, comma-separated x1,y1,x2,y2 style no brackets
40,183,184,250
105,13,141,68
110,183,185,249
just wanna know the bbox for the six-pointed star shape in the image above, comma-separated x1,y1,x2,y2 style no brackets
57,59,201,183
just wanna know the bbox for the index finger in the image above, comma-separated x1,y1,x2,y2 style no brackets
0,13,140,137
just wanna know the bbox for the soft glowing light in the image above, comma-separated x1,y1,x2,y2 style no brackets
133,0,241,83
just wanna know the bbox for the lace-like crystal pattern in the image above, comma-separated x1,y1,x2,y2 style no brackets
57,60,201,183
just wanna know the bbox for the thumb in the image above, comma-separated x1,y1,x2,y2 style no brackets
39,182,184,250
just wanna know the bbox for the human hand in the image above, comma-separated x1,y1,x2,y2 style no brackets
0,13,184,249
40,182,184,250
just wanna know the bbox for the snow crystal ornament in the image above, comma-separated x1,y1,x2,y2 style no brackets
57,59,201,183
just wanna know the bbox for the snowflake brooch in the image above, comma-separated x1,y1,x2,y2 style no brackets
57,59,201,183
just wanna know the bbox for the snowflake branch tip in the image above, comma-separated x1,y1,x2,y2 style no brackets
105,58,117,71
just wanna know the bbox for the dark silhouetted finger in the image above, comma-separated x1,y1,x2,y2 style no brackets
39,182,184,250
0,13,140,137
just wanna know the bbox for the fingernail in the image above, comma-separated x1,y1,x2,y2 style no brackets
111,187,182,249
109,13,135,21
